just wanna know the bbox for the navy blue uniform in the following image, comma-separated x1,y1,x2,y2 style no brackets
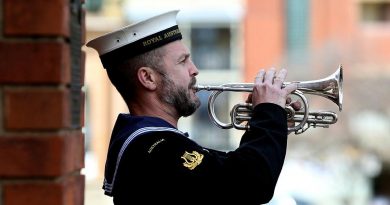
103,103,288,205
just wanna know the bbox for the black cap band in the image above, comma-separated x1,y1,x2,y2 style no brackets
100,25,182,69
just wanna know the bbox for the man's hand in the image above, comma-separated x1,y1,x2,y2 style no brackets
246,68,297,108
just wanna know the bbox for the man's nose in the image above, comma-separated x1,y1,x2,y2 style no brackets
190,61,199,76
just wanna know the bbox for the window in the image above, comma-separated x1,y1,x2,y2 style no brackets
360,1,390,22
190,27,231,70
286,0,310,62
85,0,103,12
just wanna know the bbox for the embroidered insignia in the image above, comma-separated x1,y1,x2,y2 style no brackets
148,138,165,153
181,151,204,170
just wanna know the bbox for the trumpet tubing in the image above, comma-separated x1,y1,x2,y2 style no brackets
194,64,343,134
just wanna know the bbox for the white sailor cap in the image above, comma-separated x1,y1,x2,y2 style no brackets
86,10,182,69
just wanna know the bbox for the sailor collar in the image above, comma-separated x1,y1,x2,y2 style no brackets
103,114,188,196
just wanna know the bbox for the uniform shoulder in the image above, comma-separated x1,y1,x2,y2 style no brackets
130,130,192,154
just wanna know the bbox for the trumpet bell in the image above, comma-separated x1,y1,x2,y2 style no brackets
289,64,343,111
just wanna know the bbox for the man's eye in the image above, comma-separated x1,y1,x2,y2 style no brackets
180,57,187,64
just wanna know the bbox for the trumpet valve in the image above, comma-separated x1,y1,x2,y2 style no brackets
285,106,295,120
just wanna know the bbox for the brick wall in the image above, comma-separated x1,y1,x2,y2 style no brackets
0,0,85,205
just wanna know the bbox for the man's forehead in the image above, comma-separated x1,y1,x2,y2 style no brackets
163,41,190,57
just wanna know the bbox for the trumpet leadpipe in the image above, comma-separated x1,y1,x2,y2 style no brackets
193,84,254,92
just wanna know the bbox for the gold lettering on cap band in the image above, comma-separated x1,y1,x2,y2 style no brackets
142,35,163,46
142,28,181,47
164,28,180,38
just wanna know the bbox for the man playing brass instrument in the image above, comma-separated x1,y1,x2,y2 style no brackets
87,10,300,205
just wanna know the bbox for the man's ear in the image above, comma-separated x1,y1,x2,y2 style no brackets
137,67,158,90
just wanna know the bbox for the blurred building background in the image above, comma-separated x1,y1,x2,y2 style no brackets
83,0,390,204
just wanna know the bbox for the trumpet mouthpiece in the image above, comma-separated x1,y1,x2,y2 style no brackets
192,85,210,92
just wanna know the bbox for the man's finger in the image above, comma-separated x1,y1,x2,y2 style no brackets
273,69,287,87
254,69,265,84
291,101,302,111
264,68,276,84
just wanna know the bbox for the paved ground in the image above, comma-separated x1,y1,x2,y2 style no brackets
85,179,113,205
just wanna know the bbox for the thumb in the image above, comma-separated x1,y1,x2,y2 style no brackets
245,93,253,103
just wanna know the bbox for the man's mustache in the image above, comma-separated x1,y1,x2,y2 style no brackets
189,77,196,89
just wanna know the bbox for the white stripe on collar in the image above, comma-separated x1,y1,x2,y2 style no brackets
104,126,186,194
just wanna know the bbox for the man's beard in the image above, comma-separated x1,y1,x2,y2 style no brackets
158,75,201,117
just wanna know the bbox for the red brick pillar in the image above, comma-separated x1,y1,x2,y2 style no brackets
0,0,85,205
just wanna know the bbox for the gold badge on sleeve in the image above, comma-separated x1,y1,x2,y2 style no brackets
181,151,204,170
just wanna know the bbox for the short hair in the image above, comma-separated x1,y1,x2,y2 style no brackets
106,46,166,103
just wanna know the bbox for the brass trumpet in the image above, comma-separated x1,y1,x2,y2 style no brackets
194,64,343,134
